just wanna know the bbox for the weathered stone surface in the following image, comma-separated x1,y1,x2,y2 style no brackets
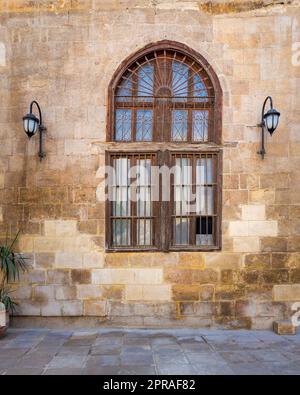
35,253,55,269
172,285,200,301
245,254,271,270
273,285,300,302
125,285,171,301
1,0,299,329
71,269,91,284
84,301,107,316
273,320,296,336
55,286,77,301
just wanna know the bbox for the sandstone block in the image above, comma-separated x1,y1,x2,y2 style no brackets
28,270,46,285
205,253,241,269
178,252,204,268
17,301,41,316
77,284,103,299
78,220,98,235
273,285,300,301
71,269,91,284
245,253,271,270
63,236,92,252
41,302,63,316
13,286,32,300
35,253,55,269
18,237,34,252
125,285,143,301
44,221,56,236
241,204,265,221
273,320,296,335
172,285,200,301
235,300,256,317
261,237,287,253
55,252,83,268
228,221,249,237
34,237,64,252
199,285,215,301
55,286,77,300
62,301,83,316
34,285,55,302
134,269,163,285
56,220,77,236
47,269,70,284
125,285,171,301
92,268,134,284
84,300,107,316
83,251,104,268
248,221,278,237
92,268,163,285
233,237,260,252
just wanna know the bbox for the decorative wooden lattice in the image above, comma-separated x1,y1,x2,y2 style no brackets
114,49,215,143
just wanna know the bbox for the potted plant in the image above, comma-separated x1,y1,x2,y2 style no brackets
0,302,5,337
0,231,27,336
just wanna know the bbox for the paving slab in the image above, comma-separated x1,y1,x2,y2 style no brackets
3,368,44,375
193,362,235,375
43,368,84,375
121,352,154,365
47,355,87,369
86,355,121,367
1,328,300,375
158,364,197,375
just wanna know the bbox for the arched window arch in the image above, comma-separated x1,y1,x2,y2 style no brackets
107,41,222,144
106,41,222,252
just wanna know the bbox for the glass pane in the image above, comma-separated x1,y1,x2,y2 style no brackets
172,110,188,141
175,157,191,215
196,158,214,215
113,219,131,246
137,187,151,217
115,109,132,141
172,61,189,100
194,74,208,102
196,217,213,246
138,64,154,100
196,157,213,185
136,110,153,141
175,218,189,245
137,219,152,246
193,110,209,142
195,186,214,215
116,78,132,101
137,159,152,217
112,158,130,217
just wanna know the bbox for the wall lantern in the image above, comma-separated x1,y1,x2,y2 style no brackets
23,101,47,161
258,96,280,159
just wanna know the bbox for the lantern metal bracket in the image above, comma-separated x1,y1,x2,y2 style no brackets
28,101,47,161
257,96,273,160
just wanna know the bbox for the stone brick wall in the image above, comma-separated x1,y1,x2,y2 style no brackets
0,0,300,329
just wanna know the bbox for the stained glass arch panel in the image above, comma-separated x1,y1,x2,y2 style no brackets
109,42,220,144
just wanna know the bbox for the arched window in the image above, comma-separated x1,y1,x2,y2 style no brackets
106,41,222,251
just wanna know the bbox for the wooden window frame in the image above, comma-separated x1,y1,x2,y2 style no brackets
106,149,222,252
167,150,222,252
106,151,161,252
106,41,223,253
107,41,222,145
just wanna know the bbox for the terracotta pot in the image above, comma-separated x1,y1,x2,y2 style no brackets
0,305,5,327
0,325,7,338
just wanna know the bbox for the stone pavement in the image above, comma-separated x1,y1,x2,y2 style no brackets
1,328,300,375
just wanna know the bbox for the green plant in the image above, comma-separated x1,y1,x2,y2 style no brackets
0,288,18,313
0,231,27,313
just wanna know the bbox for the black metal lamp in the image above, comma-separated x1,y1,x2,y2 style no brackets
258,96,280,159
23,101,46,161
